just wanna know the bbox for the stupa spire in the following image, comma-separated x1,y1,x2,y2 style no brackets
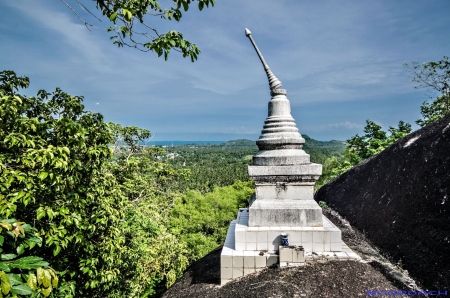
244,28,304,151
245,28,283,93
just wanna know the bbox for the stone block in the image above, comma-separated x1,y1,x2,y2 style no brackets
246,231,257,242
290,232,301,244
280,262,288,267
257,231,268,243
221,279,231,286
312,242,324,252
323,241,331,252
267,254,278,267
268,242,277,251
221,267,233,279
256,242,268,251
301,231,312,244
252,149,311,166
292,249,305,262
248,199,323,227
233,255,244,267
232,268,244,278
330,242,342,252
235,229,246,243
235,242,245,251
302,241,312,252
330,230,341,242
280,247,293,262
255,255,266,268
248,163,322,177
221,255,232,268
254,183,315,201
244,251,255,268
244,268,255,275
247,242,257,250
313,231,324,243
267,231,281,244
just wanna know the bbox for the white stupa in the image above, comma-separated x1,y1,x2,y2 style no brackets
219,29,360,286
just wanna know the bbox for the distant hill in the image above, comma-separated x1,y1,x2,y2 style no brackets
315,114,450,289
302,134,346,151
221,139,258,148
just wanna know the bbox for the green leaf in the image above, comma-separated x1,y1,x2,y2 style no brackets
0,271,11,295
16,244,24,255
36,268,44,286
0,262,10,272
11,257,49,270
1,254,17,261
11,284,33,296
43,270,51,288
27,273,37,291
38,172,48,180
6,274,21,286
122,9,133,21
109,12,118,22
0,236,3,246
198,1,204,10
42,285,52,297
53,246,61,257
13,257,43,264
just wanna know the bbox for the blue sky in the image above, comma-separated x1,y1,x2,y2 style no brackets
1,1,449,141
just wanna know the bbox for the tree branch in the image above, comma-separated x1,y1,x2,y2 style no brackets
60,0,97,30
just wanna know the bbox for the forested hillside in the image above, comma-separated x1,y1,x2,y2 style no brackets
162,136,345,193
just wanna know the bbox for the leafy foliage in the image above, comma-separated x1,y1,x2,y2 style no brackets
346,120,412,162
0,70,129,296
0,219,58,297
63,0,215,61
405,56,450,126
169,181,254,261
106,124,191,297
316,120,411,190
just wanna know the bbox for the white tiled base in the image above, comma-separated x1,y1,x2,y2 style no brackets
220,208,360,285
234,208,342,252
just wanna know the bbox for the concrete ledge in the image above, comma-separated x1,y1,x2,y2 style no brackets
248,163,322,176
249,200,323,227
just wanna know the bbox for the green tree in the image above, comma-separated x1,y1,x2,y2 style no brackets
0,70,129,296
316,120,411,190
169,181,254,261
346,120,412,162
62,0,216,61
106,124,191,297
0,70,196,297
405,56,450,126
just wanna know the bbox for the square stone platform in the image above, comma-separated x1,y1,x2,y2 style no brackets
220,208,361,285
